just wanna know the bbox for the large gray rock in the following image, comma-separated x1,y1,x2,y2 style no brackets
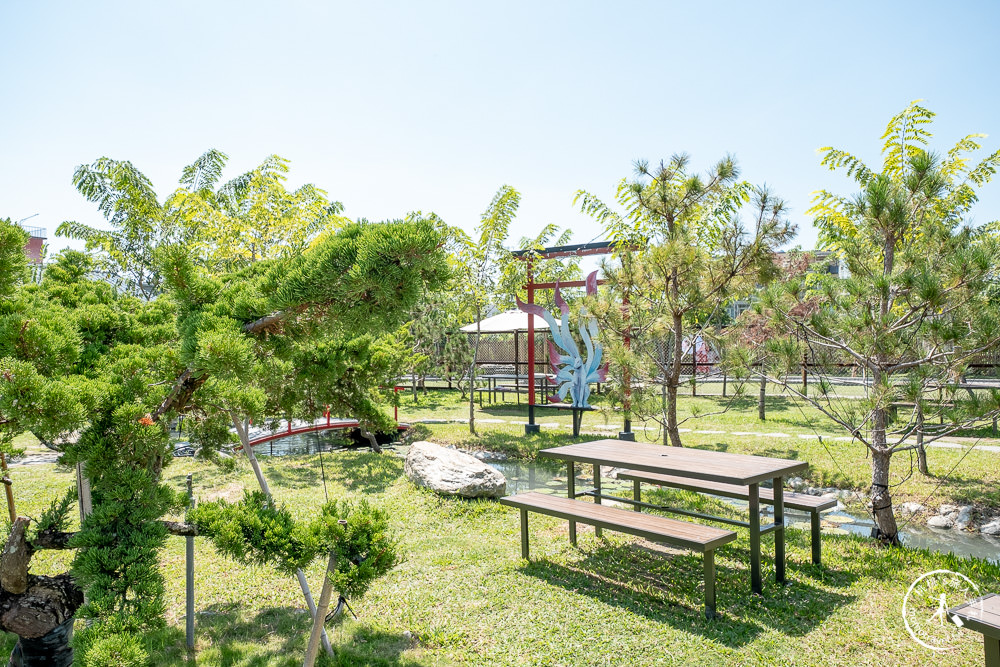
405,441,507,498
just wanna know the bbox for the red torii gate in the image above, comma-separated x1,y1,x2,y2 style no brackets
512,241,635,440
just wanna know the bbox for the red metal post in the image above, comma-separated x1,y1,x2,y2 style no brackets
526,258,539,434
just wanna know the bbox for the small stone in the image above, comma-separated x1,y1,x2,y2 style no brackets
939,504,959,515
821,491,840,500
954,506,973,531
979,519,1000,536
927,515,955,529
899,502,926,515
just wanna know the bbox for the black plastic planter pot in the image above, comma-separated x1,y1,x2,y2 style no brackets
8,618,74,667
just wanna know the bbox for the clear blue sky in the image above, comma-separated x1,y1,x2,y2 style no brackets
3,1,999,257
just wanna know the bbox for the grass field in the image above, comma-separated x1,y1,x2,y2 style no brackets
3,392,999,665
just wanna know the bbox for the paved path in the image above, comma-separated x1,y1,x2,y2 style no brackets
411,417,1000,454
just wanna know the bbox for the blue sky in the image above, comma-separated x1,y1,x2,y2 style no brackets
3,1,999,258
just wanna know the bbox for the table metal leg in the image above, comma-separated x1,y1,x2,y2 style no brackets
773,476,785,585
633,479,642,512
810,511,821,565
593,464,602,538
986,635,999,667
520,508,529,559
749,482,761,594
704,550,716,620
567,462,577,546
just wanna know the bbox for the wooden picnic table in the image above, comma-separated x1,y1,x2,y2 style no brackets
539,439,809,594
950,593,1000,666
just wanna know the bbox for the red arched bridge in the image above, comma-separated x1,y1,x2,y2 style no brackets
242,397,408,449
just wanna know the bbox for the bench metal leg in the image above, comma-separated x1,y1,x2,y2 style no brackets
704,550,717,620
520,508,529,559
749,482,762,595
986,635,999,667
773,476,785,585
810,510,822,565
567,462,577,546
593,464,602,538
633,479,642,512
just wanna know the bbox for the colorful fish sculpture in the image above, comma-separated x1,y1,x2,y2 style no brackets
516,270,608,408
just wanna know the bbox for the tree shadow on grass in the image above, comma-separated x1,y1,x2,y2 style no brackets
520,537,856,649
316,452,405,494
262,462,323,490
160,604,420,666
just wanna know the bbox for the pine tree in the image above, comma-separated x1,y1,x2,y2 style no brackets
578,158,794,446
759,102,1000,543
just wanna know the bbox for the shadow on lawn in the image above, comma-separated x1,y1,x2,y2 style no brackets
522,538,856,649
169,604,420,666
318,452,405,494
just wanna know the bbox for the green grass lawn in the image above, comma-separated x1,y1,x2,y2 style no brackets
5,443,1000,666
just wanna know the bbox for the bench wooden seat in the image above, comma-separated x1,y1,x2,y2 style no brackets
616,470,836,565
950,593,1000,666
499,492,736,618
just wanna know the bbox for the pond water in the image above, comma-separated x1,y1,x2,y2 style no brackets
491,460,1000,564
250,430,357,457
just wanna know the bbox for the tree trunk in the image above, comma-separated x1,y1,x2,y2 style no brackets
870,411,900,544
758,373,767,421
915,402,928,475
665,315,684,447
661,377,669,447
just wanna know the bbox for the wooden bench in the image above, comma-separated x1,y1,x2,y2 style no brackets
499,492,736,619
950,593,1000,667
616,471,837,565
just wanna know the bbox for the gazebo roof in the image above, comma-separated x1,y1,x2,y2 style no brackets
459,310,550,333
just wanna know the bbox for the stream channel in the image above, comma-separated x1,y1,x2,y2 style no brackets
251,431,1000,564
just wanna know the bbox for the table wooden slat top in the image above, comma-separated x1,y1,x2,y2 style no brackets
539,439,809,485
951,594,1000,638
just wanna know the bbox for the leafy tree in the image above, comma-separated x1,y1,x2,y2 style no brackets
758,102,1000,543
57,158,169,300
578,157,794,446
171,153,347,270
57,151,346,299
452,186,520,435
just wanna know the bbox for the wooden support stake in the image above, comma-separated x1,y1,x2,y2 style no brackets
1,453,15,522
303,552,337,667
76,463,92,523
232,413,333,657
185,474,195,651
